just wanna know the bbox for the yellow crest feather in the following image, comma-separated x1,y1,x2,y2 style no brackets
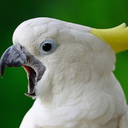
91,23,128,53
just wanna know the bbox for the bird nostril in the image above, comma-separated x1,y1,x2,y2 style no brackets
20,45,23,50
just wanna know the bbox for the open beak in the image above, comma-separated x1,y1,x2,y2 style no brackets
0,43,46,97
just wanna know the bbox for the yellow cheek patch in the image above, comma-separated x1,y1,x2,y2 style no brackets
91,23,128,53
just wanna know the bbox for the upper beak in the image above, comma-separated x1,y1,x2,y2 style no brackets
0,43,46,97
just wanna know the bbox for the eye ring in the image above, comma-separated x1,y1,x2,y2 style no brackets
40,39,58,55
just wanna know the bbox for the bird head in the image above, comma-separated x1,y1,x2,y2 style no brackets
0,18,128,101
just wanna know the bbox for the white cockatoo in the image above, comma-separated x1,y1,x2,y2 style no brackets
0,17,128,128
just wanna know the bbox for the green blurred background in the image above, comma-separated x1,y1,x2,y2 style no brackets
0,0,128,127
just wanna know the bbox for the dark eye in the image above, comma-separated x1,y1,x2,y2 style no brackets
40,39,58,55
42,43,52,52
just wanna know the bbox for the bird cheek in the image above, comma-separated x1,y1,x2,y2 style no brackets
36,69,53,101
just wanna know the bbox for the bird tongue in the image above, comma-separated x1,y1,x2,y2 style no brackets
23,66,36,97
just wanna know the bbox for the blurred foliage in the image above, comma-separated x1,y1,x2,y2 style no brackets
0,0,128,127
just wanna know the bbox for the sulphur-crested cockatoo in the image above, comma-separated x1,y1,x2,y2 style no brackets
0,18,128,128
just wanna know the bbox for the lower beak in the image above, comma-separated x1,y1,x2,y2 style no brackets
0,43,46,97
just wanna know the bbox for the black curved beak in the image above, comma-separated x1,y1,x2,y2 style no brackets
0,44,27,77
0,43,46,97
